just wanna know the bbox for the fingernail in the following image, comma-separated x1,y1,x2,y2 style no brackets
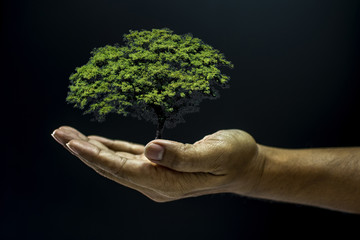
146,143,164,161
51,130,57,139
51,130,62,143
66,142,79,155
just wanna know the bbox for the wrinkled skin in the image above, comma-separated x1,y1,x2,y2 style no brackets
51,126,264,202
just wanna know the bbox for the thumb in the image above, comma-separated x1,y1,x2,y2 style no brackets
144,139,221,173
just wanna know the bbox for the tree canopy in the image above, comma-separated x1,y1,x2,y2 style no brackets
67,28,233,138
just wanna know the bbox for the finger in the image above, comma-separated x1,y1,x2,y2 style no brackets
52,128,177,201
51,126,88,146
67,145,173,202
67,139,221,199
52,127,116,155
88,139,112,152
88,135,144,154
144,138,223,173
52,127,89,157
66,139,140,180
66,139,173,197
81,137,140,160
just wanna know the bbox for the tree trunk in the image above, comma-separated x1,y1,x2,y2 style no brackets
152,104,166,139
155,117,165,139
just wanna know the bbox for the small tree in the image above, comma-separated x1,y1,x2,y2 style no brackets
67,28,233,139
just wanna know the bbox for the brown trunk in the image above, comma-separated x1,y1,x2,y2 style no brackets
153,104,166,139
155,118,165,139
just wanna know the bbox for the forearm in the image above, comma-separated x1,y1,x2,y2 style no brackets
247,145,360,213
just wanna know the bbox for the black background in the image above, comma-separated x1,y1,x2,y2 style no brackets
2,0,360,239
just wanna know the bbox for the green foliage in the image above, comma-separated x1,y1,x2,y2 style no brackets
67,28,233,129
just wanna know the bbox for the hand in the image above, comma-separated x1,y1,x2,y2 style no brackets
51,126,264,202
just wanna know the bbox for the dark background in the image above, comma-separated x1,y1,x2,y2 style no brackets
2,0,360,239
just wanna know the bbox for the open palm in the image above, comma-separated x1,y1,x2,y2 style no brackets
52,126,246,202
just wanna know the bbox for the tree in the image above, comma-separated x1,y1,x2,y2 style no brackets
67,28,233,139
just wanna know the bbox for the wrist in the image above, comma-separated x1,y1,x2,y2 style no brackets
243,145,326,206
244,144,296,199
227,142,268,197
230,143,288,198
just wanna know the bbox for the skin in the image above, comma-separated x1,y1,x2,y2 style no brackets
51,126,360,214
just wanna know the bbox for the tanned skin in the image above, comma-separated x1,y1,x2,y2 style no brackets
52,126,360,214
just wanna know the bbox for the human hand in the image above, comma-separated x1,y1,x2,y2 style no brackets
51,126,264,202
